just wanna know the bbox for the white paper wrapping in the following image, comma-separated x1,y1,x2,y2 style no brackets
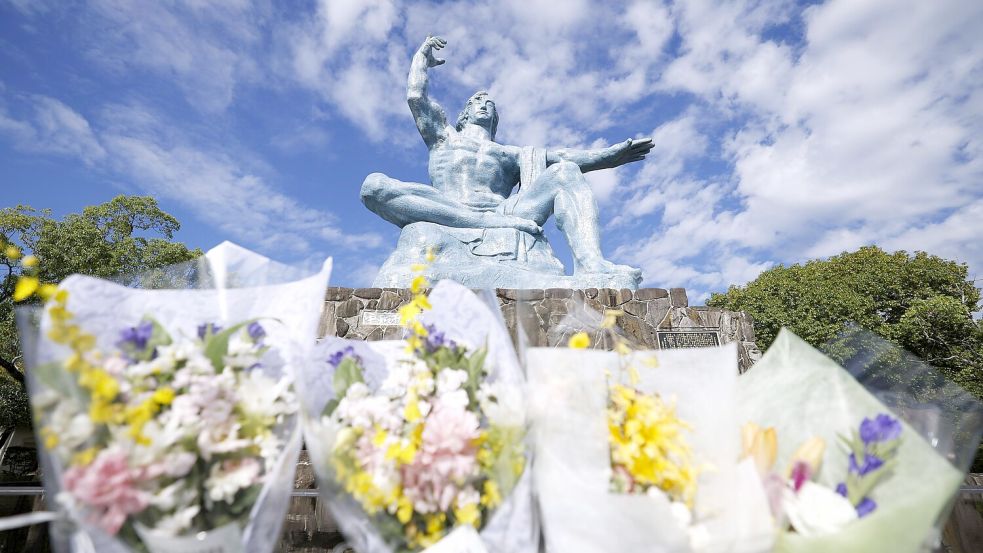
26,242,331,553
737,329,966,553
298,280,537,553
527,344,773,553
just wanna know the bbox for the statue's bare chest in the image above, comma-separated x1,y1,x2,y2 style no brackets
429,137,518,192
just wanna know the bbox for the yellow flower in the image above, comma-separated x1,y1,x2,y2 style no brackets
372,426,388,447
396,494,414,524
410,274,428,294
601,309,623,329
741,422,777,477
152,387,176,405
40,427,59,449
21,255,38,268
13,276,39,301
37,283,58,301
454,501,481,527
787,436,826,478
72,447,99,466
404,389,423,423
481,479,502,508
568,331,590,349
4,245,21,260
425,247,436,262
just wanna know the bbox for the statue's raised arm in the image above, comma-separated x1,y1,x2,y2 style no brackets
407,36,450,149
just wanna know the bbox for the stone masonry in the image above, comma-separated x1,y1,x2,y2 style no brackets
318,287,761,373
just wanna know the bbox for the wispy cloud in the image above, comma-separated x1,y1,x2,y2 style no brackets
0,96,381,254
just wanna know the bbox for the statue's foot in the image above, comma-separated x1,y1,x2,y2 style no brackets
575,258,642,282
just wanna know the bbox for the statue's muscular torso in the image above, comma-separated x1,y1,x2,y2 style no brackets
427,131,521,210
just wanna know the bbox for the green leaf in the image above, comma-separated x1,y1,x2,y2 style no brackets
332,357,365,401
203,319,259,371
321,398,340,418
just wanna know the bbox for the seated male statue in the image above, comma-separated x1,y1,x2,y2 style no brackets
362,36,654,289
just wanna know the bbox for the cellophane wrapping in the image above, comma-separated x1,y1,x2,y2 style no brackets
16,242,331,553
525,301,773,553
298,280,536,553
737,328,983,553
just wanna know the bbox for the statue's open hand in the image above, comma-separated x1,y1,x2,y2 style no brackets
609,137,654,167
420,35,447,68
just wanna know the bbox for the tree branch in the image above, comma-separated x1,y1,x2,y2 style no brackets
0,354,24,385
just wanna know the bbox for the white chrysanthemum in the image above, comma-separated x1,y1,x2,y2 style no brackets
783,481,857,537
236,370,296,422
223,334,262,369
153,505,201,536
436,368,468,394
205,457,262,504
45,399,93,453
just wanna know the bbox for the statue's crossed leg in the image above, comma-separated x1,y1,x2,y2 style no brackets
361,162,641,282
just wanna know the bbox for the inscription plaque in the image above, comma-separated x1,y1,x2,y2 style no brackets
361,310,401,326
657,330,721,349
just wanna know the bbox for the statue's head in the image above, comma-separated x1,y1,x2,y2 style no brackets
456,91,498,139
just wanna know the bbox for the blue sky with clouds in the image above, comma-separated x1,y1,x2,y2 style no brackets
1,0,981,306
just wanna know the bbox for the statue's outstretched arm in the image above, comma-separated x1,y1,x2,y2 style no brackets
547,137,654,172
407,36,450,149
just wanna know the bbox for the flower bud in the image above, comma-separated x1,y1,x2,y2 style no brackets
787,436,826,478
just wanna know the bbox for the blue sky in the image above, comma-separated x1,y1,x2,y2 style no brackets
1,0,980,306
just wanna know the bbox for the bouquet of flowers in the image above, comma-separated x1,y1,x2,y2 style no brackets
17,242,332,553
737,328,983,553
299,279,535,553
526,306,774,553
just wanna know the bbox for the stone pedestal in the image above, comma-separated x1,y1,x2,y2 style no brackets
318,286,760,373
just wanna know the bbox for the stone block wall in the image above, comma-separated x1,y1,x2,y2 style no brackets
318,286,760,373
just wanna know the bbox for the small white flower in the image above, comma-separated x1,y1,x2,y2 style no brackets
437,389,470,410
153,505,201,536
783,481,858,537
669,501,692,528
436,368,468,394
346,382,369,400
205,457,262,504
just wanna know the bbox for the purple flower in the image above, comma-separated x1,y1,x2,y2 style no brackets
423,324,456,353
247,322,266,342
790,461,812,492
835,482,847,497
848,453,885,476
328,346,361,368
859,413,902,445
197,323,222,339
856,497,877,517
119,321,153,350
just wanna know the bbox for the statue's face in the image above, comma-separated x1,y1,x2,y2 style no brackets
469,95,496,126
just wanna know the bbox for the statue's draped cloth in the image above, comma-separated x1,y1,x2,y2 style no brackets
440,146,547,260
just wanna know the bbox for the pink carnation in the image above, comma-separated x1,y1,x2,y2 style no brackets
63,448,151,535
401,400,481,513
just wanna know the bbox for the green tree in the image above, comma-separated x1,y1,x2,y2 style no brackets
708,246,983,467
708,247,981,389
0,196,201,410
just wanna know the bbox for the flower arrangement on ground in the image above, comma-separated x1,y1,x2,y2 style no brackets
300,265,531,553
737,328,979,553
14,242,331,552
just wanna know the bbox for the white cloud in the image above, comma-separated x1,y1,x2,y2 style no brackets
0,96,381,254
0,96,106,164
616,0,983,302
81,0,268,113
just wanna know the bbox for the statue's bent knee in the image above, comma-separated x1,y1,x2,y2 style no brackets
548,160,585,182
360,173,392,208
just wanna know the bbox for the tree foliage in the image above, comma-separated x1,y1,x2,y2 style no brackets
0,196,201,396
708,245,983,398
